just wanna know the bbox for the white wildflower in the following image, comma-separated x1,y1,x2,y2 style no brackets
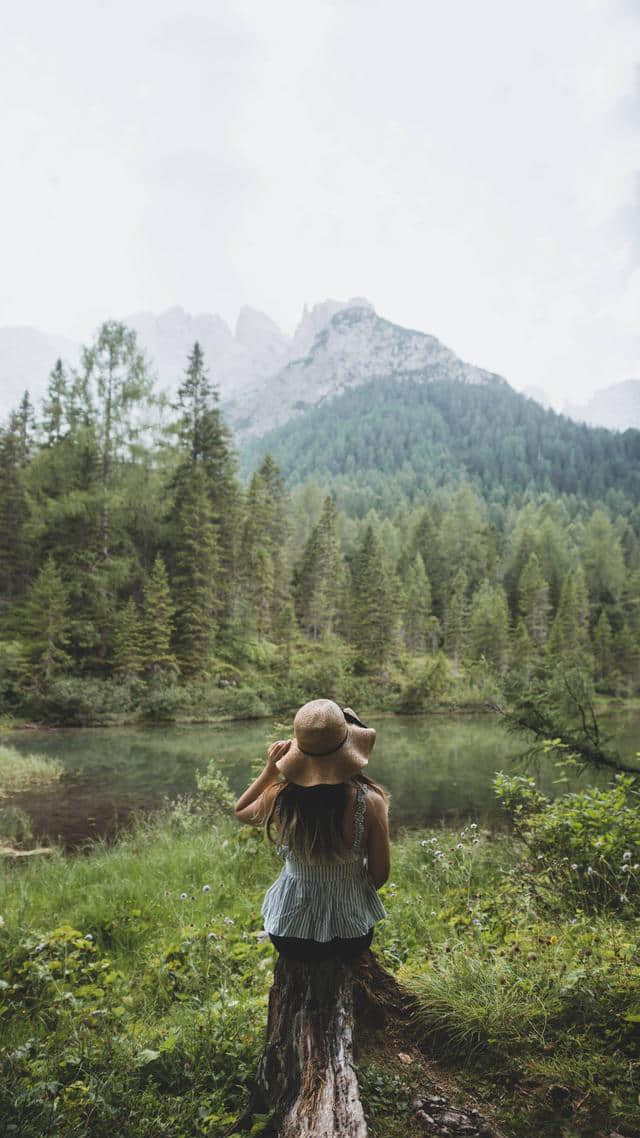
180,892,188,900
202,884,211,893
430,910,437,917
571,863,578,870
470,823,477,830
621,864,630,873
472,838,479,845
586,866,594,876
472,918,482,927
420,840,429,847
223,917,235,926
623,851,632,861
455,843,463,849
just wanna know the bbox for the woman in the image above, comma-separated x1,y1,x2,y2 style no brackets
234,698,391,963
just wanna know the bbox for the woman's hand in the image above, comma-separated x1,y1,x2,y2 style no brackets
267,739,292,770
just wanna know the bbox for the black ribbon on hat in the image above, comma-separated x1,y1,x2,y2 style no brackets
297,728,349,757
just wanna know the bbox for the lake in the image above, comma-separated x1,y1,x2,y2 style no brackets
3,706,639,848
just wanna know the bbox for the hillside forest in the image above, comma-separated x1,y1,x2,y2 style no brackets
1,320,639,725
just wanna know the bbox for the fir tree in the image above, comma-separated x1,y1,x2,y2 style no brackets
169,466,219,675
294,496,346,639
402,553,433,653
592,608,614,682
112,596,144,680
518,552,551,648
142,555,178,679
468,581,510,674
22,556,71,680
349,525,395,668
443,568,469,667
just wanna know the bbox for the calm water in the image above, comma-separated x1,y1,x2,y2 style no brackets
4,707,639,848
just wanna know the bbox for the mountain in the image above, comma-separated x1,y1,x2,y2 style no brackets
0,298,372,422
563,380,640,431
241,369,640,514
224,304,508,438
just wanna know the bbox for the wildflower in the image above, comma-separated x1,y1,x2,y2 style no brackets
389,882,397,888
470,823,477,830
207,932,218,941
621,864,630,873
0,916,4,927
430,837,438,844
586,866,594,876
571,863,578,870
620,895,627,904
623,851,632,861
634,864,640,870
430,910,437,917
180,892,188,901
84,934,93,941
472,918,482,927
223,917,235,926
202,884,212,893
472,838,479,845
420,840,429,847
536,854,544,860
434,851,444,859
255,930,270,942
455,843,463,849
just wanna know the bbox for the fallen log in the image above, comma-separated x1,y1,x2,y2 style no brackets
0,845,54,858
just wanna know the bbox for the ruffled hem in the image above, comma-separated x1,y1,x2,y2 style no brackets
261,870,387,941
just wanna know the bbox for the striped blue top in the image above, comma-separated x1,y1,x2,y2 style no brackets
261,782,388,941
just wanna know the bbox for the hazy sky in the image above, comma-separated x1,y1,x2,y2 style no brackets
1,0,638,402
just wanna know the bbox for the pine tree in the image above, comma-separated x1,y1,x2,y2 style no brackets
41,360,69,445
142,555,178,679
402,553,433,653
294,497,346,639
22,556,71,680
349,525,395,668
518,552,551,648
0,414,30,605
592,608,614,682
443,568,469,667
547,566,592,667
507,618,536,689
169,466,219,675
273,599,297,678
583,509,626,611
112,596,144,680
469,582,510,674
173,341,240,636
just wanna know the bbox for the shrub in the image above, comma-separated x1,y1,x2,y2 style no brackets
494,771,640,912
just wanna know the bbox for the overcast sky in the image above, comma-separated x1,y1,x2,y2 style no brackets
1,0,638,402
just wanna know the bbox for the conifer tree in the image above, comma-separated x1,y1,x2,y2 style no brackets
173,341,240,635
169,465,219,674
518,552,551,648
41,360,69,445
273,599,297,677
349,525,395,668
592,608,614,682
0,413,30,604
547,566,592,666
443,568,469,667
22,556,71,680
469,581,510,674
294,496,346,639
142,555,178,679
507,618,536,688
112,596,144,680
402,553,433,653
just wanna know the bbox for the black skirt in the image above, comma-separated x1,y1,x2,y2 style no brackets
269,927,374,962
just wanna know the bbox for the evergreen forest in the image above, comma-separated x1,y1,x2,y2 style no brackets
1,320,639,726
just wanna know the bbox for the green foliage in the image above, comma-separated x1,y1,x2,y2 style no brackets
26,676,136,726
494,771,640,912
0,744,63,795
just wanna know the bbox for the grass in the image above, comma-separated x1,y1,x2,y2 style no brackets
0,807,639,1136
0,743,63,798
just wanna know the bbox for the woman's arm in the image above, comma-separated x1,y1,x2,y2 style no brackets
365,791,391,888
234,739,291,825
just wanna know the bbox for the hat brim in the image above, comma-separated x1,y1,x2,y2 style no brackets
275,723,376,787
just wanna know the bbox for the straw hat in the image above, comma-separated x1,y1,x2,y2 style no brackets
275,698,376,787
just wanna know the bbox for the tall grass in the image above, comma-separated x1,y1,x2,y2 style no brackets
0,743,63,797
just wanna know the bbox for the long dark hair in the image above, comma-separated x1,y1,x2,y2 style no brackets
264,772,390,863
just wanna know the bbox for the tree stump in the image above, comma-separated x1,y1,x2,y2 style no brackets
224,948,419,1137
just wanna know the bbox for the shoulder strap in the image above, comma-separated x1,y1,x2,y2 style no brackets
353,783,366,851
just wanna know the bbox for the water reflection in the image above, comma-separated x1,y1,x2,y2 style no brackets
4,706,638,848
